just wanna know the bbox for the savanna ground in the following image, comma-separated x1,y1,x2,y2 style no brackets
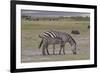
21,17,90,63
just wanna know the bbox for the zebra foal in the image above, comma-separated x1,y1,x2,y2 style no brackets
39,34,64,55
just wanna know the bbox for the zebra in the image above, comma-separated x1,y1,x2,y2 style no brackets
39,34,64,55
39,30,77,55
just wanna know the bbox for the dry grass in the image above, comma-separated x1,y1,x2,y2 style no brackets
21,18,90,63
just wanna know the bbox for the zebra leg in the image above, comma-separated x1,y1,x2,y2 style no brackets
42,45,46,55
46,44,50,55
59,45,63,55
62,44,65,55
53,44,55,55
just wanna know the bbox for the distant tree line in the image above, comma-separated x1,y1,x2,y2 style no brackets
21,15,90,21
69,16,90,21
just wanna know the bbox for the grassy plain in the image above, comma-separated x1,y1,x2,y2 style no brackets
21,18,90,63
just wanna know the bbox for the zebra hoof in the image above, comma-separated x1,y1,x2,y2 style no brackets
48,54,50,55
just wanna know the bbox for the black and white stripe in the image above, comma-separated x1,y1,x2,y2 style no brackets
39,30,77,55
43,31,57,38
42,30,76,45
39,34,63,55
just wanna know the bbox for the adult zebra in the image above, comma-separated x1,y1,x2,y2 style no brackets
39,30,77,55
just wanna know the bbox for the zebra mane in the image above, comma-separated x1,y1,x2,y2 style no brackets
66,33,76,46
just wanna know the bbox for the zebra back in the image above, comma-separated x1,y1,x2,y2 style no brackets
42,30,76,46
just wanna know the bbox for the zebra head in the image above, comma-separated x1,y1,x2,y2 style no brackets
71,42,77,55
72,43,77,55
67,34,77,55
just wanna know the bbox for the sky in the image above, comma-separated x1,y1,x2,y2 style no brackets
21,10,90,17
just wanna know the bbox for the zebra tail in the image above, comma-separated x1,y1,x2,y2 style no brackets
38,39,43,49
